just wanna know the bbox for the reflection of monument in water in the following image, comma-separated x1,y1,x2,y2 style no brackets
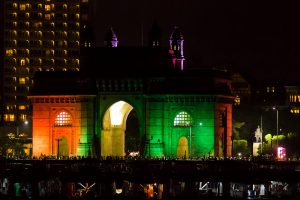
253,126,262,156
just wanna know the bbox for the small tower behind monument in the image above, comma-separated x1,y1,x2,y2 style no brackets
104,27,119,48
148,21,162,47
169,26,185,70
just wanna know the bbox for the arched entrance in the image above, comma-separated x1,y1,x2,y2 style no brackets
102,101,139,157
59,136,68,156
52,111,73,157
177,136,189,159
125,110,141,156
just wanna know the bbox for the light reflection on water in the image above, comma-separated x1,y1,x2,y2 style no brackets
2,179,300,199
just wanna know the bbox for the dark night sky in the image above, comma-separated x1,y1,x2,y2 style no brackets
92,1,300,82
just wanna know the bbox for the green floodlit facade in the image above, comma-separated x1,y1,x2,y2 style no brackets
97,91,232,158
146,96,216,158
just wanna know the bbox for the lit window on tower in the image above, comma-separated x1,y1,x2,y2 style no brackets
20,114,27,121
19,105,26,110
4,114,15,122
6,49,14,56
19,77,26,84
20,4,26,11
20,59,26,66
174,111,192,126
6,105,16,111
235,95,241,106
45,5,51,11
54,111,72,127
75,59,79,65
45,14,51,20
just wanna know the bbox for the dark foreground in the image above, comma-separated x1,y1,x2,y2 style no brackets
1,158,300,199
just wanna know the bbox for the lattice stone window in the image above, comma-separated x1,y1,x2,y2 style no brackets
54,111,72,127
174,111,192,126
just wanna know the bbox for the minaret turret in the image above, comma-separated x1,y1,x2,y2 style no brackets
81,23,94,48
104,27,118,47
148,21,161,47
169,26,185,70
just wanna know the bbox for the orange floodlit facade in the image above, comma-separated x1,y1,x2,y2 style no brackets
32,95,95,157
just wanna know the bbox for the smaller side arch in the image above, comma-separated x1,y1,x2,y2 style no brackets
177,136,189,159
51,109,75,157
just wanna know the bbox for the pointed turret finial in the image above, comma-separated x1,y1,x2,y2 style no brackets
104,27,118,47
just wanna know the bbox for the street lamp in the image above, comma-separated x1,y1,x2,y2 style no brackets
272,107,279,148
187,122,202,158
186,122,192,158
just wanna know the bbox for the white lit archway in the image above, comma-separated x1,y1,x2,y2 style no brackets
101,101,133,156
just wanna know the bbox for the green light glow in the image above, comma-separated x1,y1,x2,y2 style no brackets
147,100,216,158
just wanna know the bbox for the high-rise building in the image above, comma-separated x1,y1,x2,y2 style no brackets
0,0,4,124
0,0,93,139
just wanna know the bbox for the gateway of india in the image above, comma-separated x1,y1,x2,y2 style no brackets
30,26,234,159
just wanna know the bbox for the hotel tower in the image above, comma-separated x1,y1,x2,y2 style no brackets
0,0,93,141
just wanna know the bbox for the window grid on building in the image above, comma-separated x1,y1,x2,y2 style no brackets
54,111,72,126
174,111,192,126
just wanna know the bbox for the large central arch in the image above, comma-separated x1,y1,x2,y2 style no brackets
101,101,134,157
